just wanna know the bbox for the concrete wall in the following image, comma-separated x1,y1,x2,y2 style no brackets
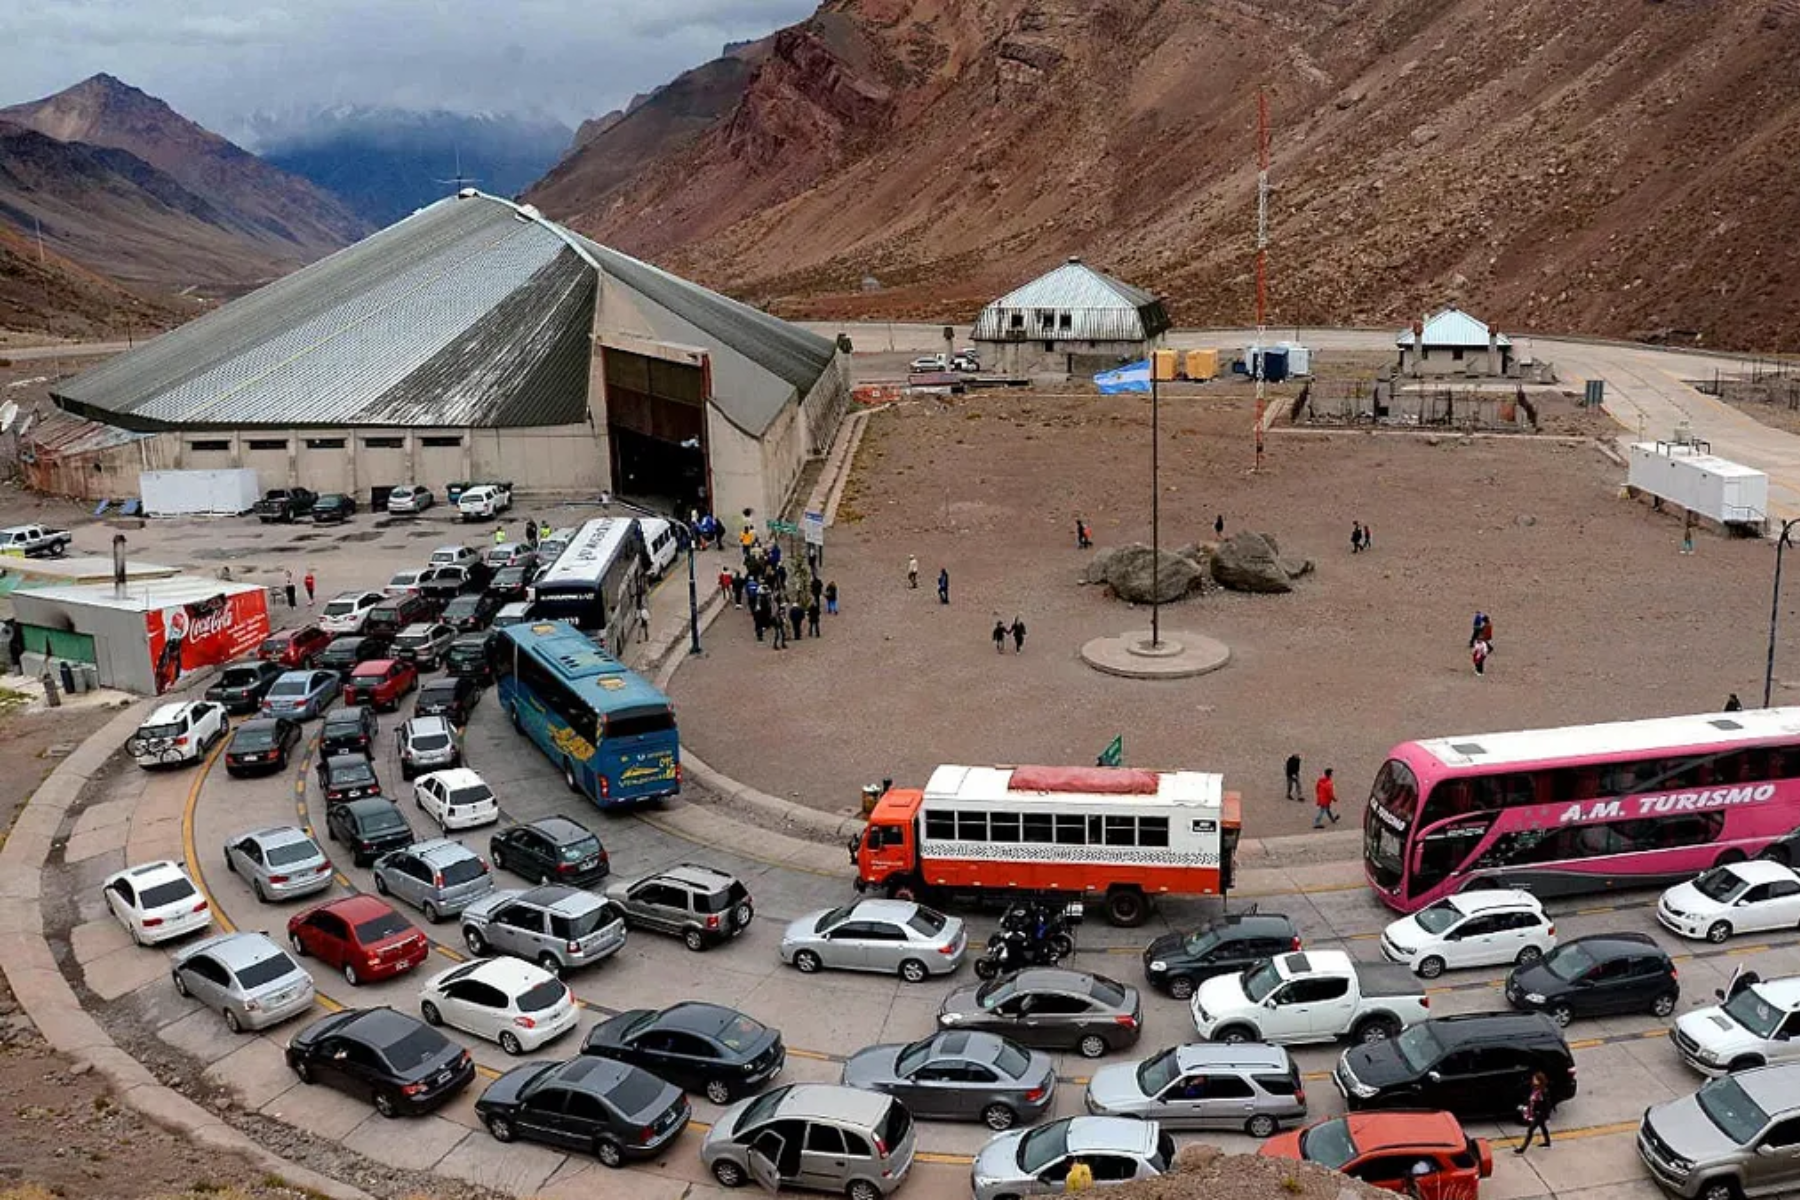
707,408,768,531
980,338,1151,377
1399,345,1514,378
10,593,153,693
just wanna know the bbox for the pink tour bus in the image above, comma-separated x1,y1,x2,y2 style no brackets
1365,708,1800,913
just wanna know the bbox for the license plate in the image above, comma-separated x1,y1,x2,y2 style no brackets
394,958,414,972
436,1069,452,1084
579,858,596,870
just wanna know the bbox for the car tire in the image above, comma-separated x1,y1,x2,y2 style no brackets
1077,1034,1109,1059
899,959,929,984
536,953,564,979
343,962,360,986
490,849,506,872
1246,1114,1278,1138
373,874,390,896
289,932,308,957
1354,1016,1401,1044
1167,976,1196,1001
1516,944,1545,966
1104,887,1149,928
1549,1005,1574,1028
223,853,237,876
684,929,707,953
981,1103,1017,1131
847,1182,880,1200
1652,992,1678,1018
499,1031,524,1056
705,1078,734,1105
1707,921,1733,944
1700,1180,1741,1200
223,1009,242,1034
1417,956,1446,980
374,1092,399,1119
593,1137,626,1169
464,928,487,956
172,972,189,998
420,1001,442,1026
484,1112,515,1142
793,950,821,974
294,1059,313,1084
712,1160,746,1189
1215,1025,1255,1046
423,902,441,924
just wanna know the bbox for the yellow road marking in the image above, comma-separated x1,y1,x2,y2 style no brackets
1492,1118,1638,1149
917,1151,975,1166
182,739,236,935
785,1047,834,1062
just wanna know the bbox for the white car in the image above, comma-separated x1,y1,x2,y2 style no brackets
414,767,499,830
1379,889,1555,979
1673,973,1800,1076
385,568,430,595
318,590,386,634
127,701,229,768
1657,860,1800,943
458,485,511,521
429,545,478,568
386,485,434,514
103,861,211,945
910,354,947,372
418,956,577,1055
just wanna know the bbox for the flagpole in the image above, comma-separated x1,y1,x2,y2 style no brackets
1151,368,1160,649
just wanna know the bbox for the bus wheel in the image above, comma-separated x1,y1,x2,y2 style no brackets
1104,887,1149,928
562,759,579,793
888,882,917,903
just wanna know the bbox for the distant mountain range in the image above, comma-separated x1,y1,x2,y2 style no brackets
241,106,574,227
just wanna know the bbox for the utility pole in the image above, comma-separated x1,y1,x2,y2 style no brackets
1253,89,1270,472
1766,518,1799,708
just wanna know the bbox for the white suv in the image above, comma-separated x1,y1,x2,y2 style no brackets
458,485,511,521
319,590,386,634
414,767,499,830
127,701,228,768
1674,974,1800,1076
1379,888,1555,979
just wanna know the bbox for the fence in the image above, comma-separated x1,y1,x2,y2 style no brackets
1297,380,1537,431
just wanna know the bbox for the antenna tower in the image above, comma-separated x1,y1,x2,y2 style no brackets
1253,89,1270,472
436,147,480,194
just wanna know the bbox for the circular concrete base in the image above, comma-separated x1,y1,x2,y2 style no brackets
1079,629,1231,680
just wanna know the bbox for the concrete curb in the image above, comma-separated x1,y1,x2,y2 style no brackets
0,701,375,1200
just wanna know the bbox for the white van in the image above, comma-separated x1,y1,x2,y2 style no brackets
639,518,680,579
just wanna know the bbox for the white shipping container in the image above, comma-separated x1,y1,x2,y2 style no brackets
1279,342,1312,376
139,469,262,517
1627,443,1767,527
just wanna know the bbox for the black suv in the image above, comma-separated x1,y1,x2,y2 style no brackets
317,752,382,804
1506,932,1680,1026
489,816,609,886
326,797,415,866
414,675,482,725
442,592,502,632
1142,911,1301,1000
318,634,391,679
319,706,378,758
443,633,494,682
205,659,287,715
1334,1012,1577,1121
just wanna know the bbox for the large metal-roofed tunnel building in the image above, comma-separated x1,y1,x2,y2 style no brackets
45,190,850,524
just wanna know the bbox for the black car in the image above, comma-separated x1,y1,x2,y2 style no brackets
327,797,415,867
443,633,494,683
476,1056,690,1166
318,634,391,678
1506,932,1680,1026
490,817,609,887
318,752,382,804
312,493,357,524
320,706,379,758
581,1002,785,1106
1334,1012,1577,1121
286,1007,473,1117
224,717,302,777
205,659,287,715
442,592,502,633
1142,911,1302,1000
486,564,537,604
414,676,482,725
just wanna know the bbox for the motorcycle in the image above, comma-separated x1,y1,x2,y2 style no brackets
972,898,1082,979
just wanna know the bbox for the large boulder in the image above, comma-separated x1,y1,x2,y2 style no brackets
1082,543,1205,603
1212,531,1295,594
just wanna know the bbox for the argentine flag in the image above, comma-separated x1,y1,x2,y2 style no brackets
1094,360,1152,394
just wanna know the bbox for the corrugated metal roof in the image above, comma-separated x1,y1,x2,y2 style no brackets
52,195,596,430
972,258,1171,342
20,409,149,456
1396,307,1512,349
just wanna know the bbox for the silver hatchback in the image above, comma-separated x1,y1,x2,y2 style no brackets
373,838,494,923
398,716,460,781
222,826,334,903
1639,1062,1800,1200
461,885,627,976
1084,1043,1306,1138
780,898,966,983
171,931,316,1033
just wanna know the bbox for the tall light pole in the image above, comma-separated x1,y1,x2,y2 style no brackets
682,438,703,655
1150,364,1161,649
1765,518,1799,707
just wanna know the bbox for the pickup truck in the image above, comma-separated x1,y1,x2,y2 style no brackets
1191,949,1430,1047
457,483,513,522
0,525,72,558
252,488,317,524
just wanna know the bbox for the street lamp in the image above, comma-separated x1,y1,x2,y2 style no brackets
1765,518,1800,707
682,438,703,655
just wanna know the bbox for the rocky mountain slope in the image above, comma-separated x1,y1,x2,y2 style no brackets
0,218,191,341
528,0,1800,350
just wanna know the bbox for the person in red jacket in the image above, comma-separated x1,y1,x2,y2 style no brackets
1313,768,1340,828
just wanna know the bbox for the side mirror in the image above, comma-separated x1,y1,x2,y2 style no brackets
1427,1071,1442,1083
1756,1144,1776,1157
1716,989,1727,1001
1264,998,1278,1009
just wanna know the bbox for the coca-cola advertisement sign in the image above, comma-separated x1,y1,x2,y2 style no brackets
145,589,270,694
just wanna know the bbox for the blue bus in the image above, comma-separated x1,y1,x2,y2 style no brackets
489,621,680,806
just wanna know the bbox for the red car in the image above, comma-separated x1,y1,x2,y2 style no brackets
342,659,418,711
258,625,332,669
1261,1112,1492,1199
287,895,428,986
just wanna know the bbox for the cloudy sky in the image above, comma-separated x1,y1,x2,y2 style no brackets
0,0,818,134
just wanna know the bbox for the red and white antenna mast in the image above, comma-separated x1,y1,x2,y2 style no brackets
1253,88,1270,472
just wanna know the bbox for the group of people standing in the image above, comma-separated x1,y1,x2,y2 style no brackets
1470,610,1495,676
720,532,836,651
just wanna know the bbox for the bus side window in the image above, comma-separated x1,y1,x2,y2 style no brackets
1548,768,1597,803
925,811,956,840
956,811,988,841
1022,813,1054,843
990,813,1022,843
1138,817,1169,848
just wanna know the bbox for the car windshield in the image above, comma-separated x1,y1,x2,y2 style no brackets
895,1037,936,1077
1412,899,1465,935
551,904,616,940
604,1068,666,1116
332,762,376,785
421,683,458,701
137,722,183,740
439,858,486,885
232,727,277,749
1394,1022,1442,1072
257,638,289,656
445,598,477,616
993,1040,1030,1079
359,807,407,834
906,907,948,937
496,569,524,585
266,840,317,867
558,836,600,862
696,882,746,912
389,573,421,588
716,1013,766,1052
517,980,565,1013
1089,976,1127,1007
816,904,856,934
269,679,309,697
140,878,196,908
1182,924,1225,956
1543,943,1598,982
235,951,299,989
369,608,400,625
1696,1076,1772,1145
1243,960,1283,1003
394,631,429,648
1723,987,1785,1039
1298,1118,1358,1169
411,732,452,753
354,912,411,942
1694,868,1747,903
324,714,363,735
1017,1120,1071,1174
448,785,492,807
323,600,356,617
974,976,1018,1009
736,1085,791,1131
219,666,264,688
1136,1048,1181,1095
379,1028,445,1072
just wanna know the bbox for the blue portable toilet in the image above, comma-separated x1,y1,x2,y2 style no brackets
1262,348,1290,383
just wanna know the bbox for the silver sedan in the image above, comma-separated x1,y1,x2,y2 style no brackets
840,1029,1055,1130
222,826,334,903
779,898,966,983
171,932,316,1033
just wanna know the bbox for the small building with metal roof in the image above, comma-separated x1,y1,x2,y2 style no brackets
1396,306,1514,378
972,257,1170,377
45,190,850,528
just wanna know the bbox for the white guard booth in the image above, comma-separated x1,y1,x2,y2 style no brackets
139,469,262,517
1627,442,1768,529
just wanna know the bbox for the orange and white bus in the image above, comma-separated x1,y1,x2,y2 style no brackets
852,764,1242,926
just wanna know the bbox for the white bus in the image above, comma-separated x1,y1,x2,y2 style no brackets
527,518,647,650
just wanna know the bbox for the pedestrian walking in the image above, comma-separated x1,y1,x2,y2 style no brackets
807,600,821,637
768,542,782,569
825,581,839,615
1214,514,1225,538
1313,768,1340,828
283,568,297,609
493,526,506,547
637,604,651,643
1472,637,1491,676
1726,692,1744,712
540,520,551,542
1285,753,1303,802
1351,522,1364,554
1469,611,1486,648
752,601,766,643
1362,523,1372,550
730,571,746,608
525,520,539,548
1681,517,1696,555
993,620,1007,653
745,575,760,613
771,606,788,649
788,602,805,641
718,567,733,604
303,570,316,605
1010,617,1026,653
1076,517,1092,549
908,555,919,589
1516,1073,1553,1154
810,576,824,606
774,562,788,591
937,568,950,605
